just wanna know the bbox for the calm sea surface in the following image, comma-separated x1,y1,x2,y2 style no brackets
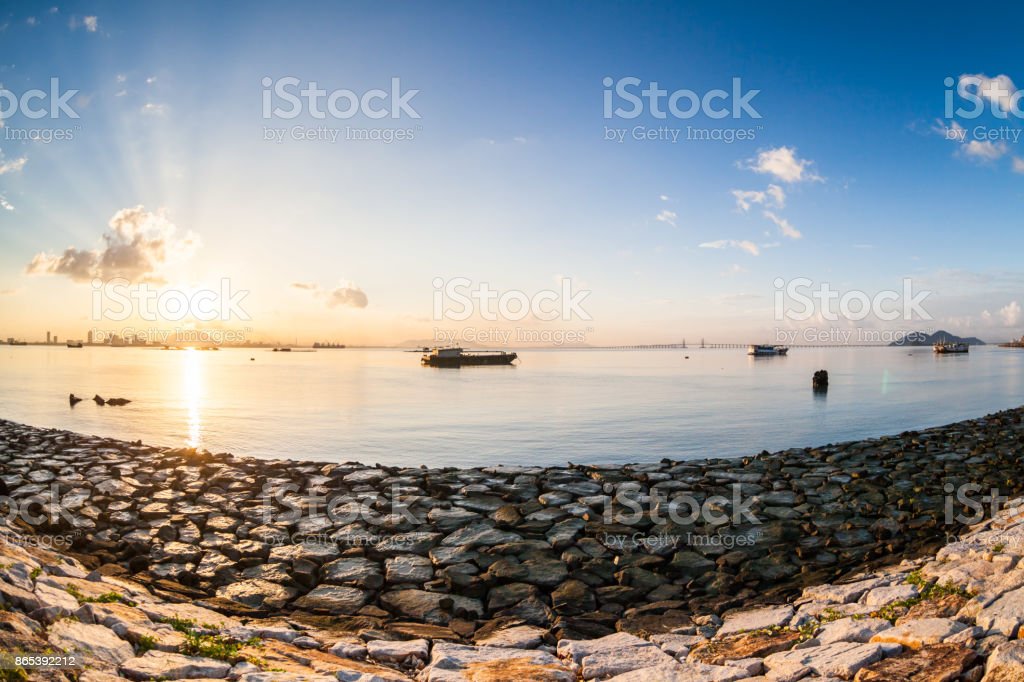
0,346,1022,468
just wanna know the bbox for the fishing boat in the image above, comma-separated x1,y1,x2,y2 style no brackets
66,341,83,348
933,341,969,354
421,347,518,367
747,344,789,356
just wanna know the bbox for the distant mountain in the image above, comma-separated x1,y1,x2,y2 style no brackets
890,330,986,347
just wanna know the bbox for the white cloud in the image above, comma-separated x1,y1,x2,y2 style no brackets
699,239,760,256
1014,157,1024,174
292,281,368,308
141,103,167,116
743,146,822,183
26,17,37,26
960,73,1017,113
146,76,157,85
69,15,98,31
659,194,670,201
732,183,785,212
961,140,1007,161
25,205,198,283
932,119,966,141
1000,301,1021,326
116,74,126,83
655,209,677,227
0,196,13,211
0,156,27,175
763,210,801,239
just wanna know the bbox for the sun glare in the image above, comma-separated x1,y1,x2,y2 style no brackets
183,347,204,448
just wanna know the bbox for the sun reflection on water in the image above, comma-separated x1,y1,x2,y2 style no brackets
183,347,204,448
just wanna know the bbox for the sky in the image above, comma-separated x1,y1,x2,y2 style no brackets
1,1,1023,346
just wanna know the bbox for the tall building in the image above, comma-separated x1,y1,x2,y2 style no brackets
87,330,93,344
47,331,51,344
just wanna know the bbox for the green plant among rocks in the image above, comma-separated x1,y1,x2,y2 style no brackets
136,634,159,655
64,585,136,606
159,616,260,663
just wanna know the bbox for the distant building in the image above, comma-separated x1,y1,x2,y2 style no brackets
47,331,51,344
87,330,93,344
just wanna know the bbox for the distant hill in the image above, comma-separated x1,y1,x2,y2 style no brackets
890,330,986,347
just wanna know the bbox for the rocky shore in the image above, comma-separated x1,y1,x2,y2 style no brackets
2,408,1024,679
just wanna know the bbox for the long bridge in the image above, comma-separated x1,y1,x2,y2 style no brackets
591,340,893,350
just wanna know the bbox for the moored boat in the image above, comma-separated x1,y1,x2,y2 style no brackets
747,344,789,356
934,341,969,354
421,347,518,367
66,341,83,348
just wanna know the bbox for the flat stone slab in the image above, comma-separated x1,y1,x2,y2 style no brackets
716,605,795,638
421,643,574,682
869,617,965,649
581,645,678,680
47,620,135,670
556,632,651,664
366,637,429,663
764,641,886,680
689,629,801,665
852,643,975,681
120,651,232,680
818,617,892,645
606,661,747,681
860,584,918,607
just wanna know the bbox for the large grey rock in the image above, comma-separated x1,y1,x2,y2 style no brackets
47,620,135,670
420,643,573,682
120,651,232,680
581,645,678,679
215,579,298,610
292,585,369,615
716,605,795,638
764,641,885,679
606,662,747,681
442,523,522,548
557,632,651,664
973,586,1024,637
870,617,966,648
860,584,918,607
385,555,434,584
321,557,384,589
983,639,1024,682
365,638,429,663
380,589,483,625
818,617,892,645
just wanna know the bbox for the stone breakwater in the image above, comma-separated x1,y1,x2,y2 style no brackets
0,409,1022,680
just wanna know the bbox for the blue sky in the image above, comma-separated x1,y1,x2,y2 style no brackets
1,1,1023,345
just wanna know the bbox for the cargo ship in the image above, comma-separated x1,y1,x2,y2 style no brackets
421,347,518,367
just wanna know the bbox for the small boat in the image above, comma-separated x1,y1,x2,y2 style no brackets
934,341,969,354
66,341,83,348
747,344,789,356
421,347,518,367
272,348,292,352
